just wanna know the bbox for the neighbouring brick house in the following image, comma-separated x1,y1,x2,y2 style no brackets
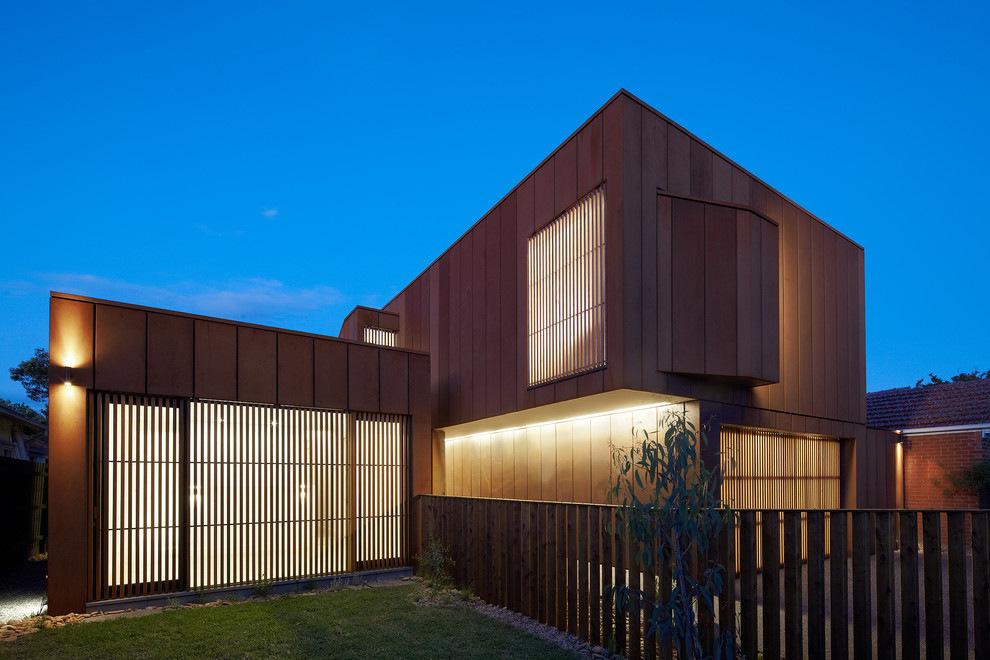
867,379,990,510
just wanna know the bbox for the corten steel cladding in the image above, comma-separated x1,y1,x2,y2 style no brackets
382,91,865,432
49,292,430,614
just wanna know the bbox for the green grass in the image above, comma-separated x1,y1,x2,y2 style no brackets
0,585,578,659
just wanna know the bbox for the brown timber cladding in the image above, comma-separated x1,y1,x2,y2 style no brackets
421,496,990,660
89,393,409,603
384,91,866,430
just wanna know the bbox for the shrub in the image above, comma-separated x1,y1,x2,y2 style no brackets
608,407,737,659
415,536,455,588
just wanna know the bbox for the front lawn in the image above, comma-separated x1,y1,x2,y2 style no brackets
0,584,578,659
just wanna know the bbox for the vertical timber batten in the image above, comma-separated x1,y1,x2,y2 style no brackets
87,395,412,603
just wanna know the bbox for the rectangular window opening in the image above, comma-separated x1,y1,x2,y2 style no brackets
363,326,397,347
527,184,606,385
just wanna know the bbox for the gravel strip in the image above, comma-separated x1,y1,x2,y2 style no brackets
459,598,613,659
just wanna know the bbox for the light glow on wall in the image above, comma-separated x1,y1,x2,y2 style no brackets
527,184,605,385
444,401,674,503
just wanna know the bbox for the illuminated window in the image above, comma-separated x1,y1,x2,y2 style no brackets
527,184,605,385
363,326,397,347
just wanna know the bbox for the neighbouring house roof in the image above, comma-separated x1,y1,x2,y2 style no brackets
0,404,47,432
866,379,990,430
0,404,48,461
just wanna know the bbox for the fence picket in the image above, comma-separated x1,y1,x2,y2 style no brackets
717,514,736,657
614,512,626,656
567,504,578,638
973,511,990,660
875,511,894,660
922,511,944,660
589,505,601,647
852,511,873,659
899,512,920,660
601,506,614,653
576,505,588,641
947,512,968,659
761,510,781,659
784,510,803,660
739,511,758,660
807,510,825,660
829,510,848,660
416,498,990,660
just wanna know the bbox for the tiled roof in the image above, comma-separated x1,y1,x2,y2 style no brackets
866,379,990,430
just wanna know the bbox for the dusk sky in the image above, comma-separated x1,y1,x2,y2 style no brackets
2,1,987,411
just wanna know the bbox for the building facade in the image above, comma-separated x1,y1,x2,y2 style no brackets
48,89,898,615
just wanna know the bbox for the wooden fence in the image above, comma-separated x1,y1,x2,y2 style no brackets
418,495,990,659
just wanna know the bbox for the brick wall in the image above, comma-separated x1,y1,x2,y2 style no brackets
902,429,988,546
903,429,986,509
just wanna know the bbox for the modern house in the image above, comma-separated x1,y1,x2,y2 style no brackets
47,89,899,615
868,378,990,510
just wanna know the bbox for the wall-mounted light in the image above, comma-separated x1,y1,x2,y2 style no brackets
63,366,73,386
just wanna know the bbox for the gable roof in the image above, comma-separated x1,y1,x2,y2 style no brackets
0,404,47,432
866,379,990,430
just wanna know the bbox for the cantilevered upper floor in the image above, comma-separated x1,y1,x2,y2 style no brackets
340,89,866,432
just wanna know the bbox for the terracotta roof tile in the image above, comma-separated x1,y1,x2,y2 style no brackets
866,379,990,430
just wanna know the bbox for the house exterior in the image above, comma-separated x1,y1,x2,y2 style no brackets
868,379,990,510
47,89,898,615
0,404,47,462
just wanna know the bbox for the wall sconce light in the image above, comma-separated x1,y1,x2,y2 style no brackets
64,366,73,386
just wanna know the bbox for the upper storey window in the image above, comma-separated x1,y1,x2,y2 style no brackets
363,326,397,347
527,184,606,386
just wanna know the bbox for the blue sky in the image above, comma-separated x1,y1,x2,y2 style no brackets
2,1,988,410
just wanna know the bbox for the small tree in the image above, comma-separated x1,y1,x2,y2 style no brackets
608,408,736,659
9,348,49,420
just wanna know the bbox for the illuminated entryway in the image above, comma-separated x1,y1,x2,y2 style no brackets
89,392,408,603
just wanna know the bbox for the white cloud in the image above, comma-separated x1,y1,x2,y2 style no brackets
38,273,346,320
261,208,279,218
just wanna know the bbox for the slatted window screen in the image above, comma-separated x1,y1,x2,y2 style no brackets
527,184,605,385
91,393,184,602
720,425,841,566
363,326,397,347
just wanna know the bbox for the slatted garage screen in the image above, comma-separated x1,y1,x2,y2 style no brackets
89,393,409,602
719,425,841,565
90,393,185,601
